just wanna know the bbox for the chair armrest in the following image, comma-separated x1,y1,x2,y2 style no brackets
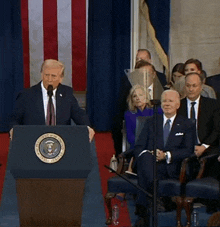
197,153,220,179
116,155,128,174
179,155,198,183
117,149,135,174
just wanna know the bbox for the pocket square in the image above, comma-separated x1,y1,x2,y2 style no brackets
175,132,184,136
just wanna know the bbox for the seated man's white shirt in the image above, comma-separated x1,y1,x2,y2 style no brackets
186,96,209,149
163,114,176,164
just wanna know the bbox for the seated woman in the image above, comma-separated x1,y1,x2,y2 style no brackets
166,63,186,99
124,84,162,149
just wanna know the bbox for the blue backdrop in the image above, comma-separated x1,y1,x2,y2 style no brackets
0,0,24,132
87,0,131,131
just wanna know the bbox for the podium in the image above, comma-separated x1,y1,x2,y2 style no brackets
8,125,93,227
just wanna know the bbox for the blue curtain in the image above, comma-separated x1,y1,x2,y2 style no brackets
145,0,170,54
0,0,24,132
87,0,131,131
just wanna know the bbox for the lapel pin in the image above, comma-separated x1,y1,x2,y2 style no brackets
60,94,62,97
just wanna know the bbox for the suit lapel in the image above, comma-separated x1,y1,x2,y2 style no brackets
35,82,45,124
179,98,188,118
153,76,164,100
156,115,164,149
55,84,65,124
197,96,203,131
164,115,181,148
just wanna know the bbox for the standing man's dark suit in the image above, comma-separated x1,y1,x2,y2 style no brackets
135,114,195,207
10,82,90,127
10,59,95,141
178,96,220,157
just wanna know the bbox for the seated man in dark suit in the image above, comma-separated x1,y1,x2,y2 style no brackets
112,49,167,157
178,72,220,213
133,90,195,226
178,72,220,159
10,59,95,142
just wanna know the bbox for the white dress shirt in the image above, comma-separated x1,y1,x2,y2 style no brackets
163,114,176,164
186,96,209,148
41,82,57,121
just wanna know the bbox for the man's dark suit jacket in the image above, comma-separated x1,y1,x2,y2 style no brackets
134,114,195,179
134,114,195,207
10,82,90,127
206,74,220,104
112,71,167,156
178,96,220,156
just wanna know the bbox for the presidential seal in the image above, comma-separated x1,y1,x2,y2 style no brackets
35,133,65,163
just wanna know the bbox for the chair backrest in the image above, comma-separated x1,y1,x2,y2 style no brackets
135,116,150,142
122,120,130,152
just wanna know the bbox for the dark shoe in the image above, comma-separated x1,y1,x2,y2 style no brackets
134,204,150,226
133,216,149,227
162,196,177,212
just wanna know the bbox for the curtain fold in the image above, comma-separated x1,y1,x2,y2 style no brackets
87,0,131,131
0,0,24,132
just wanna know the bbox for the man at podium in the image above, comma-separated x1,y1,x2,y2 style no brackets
10,59,95,142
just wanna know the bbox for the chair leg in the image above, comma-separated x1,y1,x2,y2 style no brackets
173,196,183,227
105,192,116,225
183,197,194,227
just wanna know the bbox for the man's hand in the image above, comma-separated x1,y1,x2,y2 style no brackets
9,128,13,140
194,145,206,157
87,126,95,142
156,149,166,162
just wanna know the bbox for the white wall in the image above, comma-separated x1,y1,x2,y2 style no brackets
169,0,220,77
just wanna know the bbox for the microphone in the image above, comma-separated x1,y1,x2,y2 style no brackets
47,85,53,97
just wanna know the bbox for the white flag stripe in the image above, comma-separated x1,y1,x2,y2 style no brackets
57,0,72,87
28,0,44,86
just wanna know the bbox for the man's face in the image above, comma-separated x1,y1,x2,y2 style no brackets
161,91,180,118
41,66,63,89
136,51,151,63
140,66,156,86
184,63,201,75
185,74,203,101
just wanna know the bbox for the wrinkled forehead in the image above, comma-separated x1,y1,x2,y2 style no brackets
136,51,150,60
185,74,202,84
161,90,180,102
140,66,154,73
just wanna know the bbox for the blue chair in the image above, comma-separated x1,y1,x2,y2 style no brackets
183,154,220,226
105,116,197,226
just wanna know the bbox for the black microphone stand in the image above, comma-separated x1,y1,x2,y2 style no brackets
151,99,160,227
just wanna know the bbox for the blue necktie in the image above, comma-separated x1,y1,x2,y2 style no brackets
163,119,171,146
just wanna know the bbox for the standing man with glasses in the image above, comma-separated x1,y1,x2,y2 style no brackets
10,59,95,142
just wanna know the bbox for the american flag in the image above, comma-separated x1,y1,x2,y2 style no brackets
20,0,87,91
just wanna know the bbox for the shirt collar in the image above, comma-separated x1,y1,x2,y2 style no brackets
163,114,176,126
186,96,200,105
41,81,57,97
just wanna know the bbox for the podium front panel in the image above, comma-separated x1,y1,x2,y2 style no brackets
8,125,92,179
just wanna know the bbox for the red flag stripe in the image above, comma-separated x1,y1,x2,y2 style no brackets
21,0,87,91
72,0,87,91
43,0,58,60
21,0,30,88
